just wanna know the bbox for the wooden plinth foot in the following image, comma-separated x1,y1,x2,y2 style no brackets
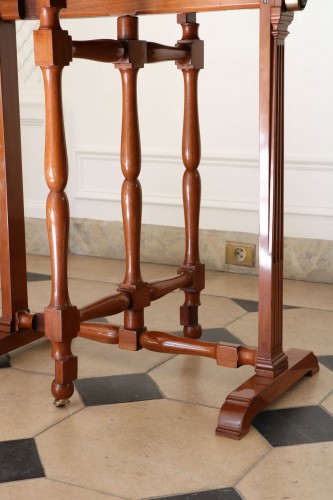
216,348,319,440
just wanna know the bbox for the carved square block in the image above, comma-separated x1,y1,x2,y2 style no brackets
44,306,80,342
118,327,143,351
178,263,205,292
180,305,198,327
55,356,78,384
216,343,240,368
34,29,72,67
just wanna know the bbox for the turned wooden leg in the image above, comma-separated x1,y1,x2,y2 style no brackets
115,17,149,351
216,1,319,439
177,15,205,339
34,1,79,405
0,21,28,334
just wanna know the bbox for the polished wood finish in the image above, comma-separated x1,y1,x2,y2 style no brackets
79,292,130,322
217,348,319,439
2,0,260,21
0,20,29,333
140,331,257,367
0,0,319,439
256,3,293,378
78,322,119,344
116,16,148,351
177,15,205,340
72,39,125,63
34,0,79,402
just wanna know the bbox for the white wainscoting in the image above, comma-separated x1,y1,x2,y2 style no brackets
72,149,333,240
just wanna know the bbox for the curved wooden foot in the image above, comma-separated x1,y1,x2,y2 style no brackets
216,348,319,440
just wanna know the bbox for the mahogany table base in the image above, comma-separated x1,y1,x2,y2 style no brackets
0,0,319,440
216,348,319,439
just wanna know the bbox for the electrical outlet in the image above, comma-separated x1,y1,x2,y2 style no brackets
225,242,256,268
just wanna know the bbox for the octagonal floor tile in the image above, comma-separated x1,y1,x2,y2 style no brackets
0,478,120,499
150,355,254,408
0,369,83,441
322,392,333,415
227,308,333,356
36,400,269,500
237,442,333,500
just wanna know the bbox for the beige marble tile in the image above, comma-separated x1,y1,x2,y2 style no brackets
27,278,118,314
0,478,118,500
266,365,333,410
150,355,255,408
36,400,269,499
0,369,83,441
237,442,333,500
283,279,333,311
202,270,258,300
27,254,51,275
321,392,333,415
67,254,180,284
227,308,333,356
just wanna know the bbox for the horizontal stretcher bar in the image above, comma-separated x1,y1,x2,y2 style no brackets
1,0,260,21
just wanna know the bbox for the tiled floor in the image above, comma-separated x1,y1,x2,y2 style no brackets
1,254,333,499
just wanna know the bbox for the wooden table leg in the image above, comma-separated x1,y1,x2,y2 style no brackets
216,0,319,439
0,19,45,354
177,14,205,341
0,20,28,333
34,0,79,406
115,16,150,351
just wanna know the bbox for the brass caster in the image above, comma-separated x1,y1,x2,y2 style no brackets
54,398,70,407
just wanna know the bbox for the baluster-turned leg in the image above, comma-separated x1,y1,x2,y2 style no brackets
34,0,79,406
177,14,205,339
115,17,149,351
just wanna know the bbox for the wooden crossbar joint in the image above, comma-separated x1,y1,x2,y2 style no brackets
118,326,146,351
44,306,80,342
115,15,146,69
176,12,204,70
34,0,72,67
178,263,205,293
16,311,45,333
118,283,151,311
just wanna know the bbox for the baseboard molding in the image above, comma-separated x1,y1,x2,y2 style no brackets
24,217,333,284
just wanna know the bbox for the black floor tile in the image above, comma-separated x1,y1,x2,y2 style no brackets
156,488,242,500
0,354,10,368
200,328,245,346
232,299,298,313
232,299,259,313
318,355,333,372
75,373,164,407
253,405,333,447
0,438,44,483
27,272,51,282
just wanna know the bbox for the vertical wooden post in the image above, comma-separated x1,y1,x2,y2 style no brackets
34,0,79,405
177,14,205,339
116,17,149,351
257,0,294,378
0,20,29,333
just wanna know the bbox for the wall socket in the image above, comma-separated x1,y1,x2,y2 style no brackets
225,242,256,268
